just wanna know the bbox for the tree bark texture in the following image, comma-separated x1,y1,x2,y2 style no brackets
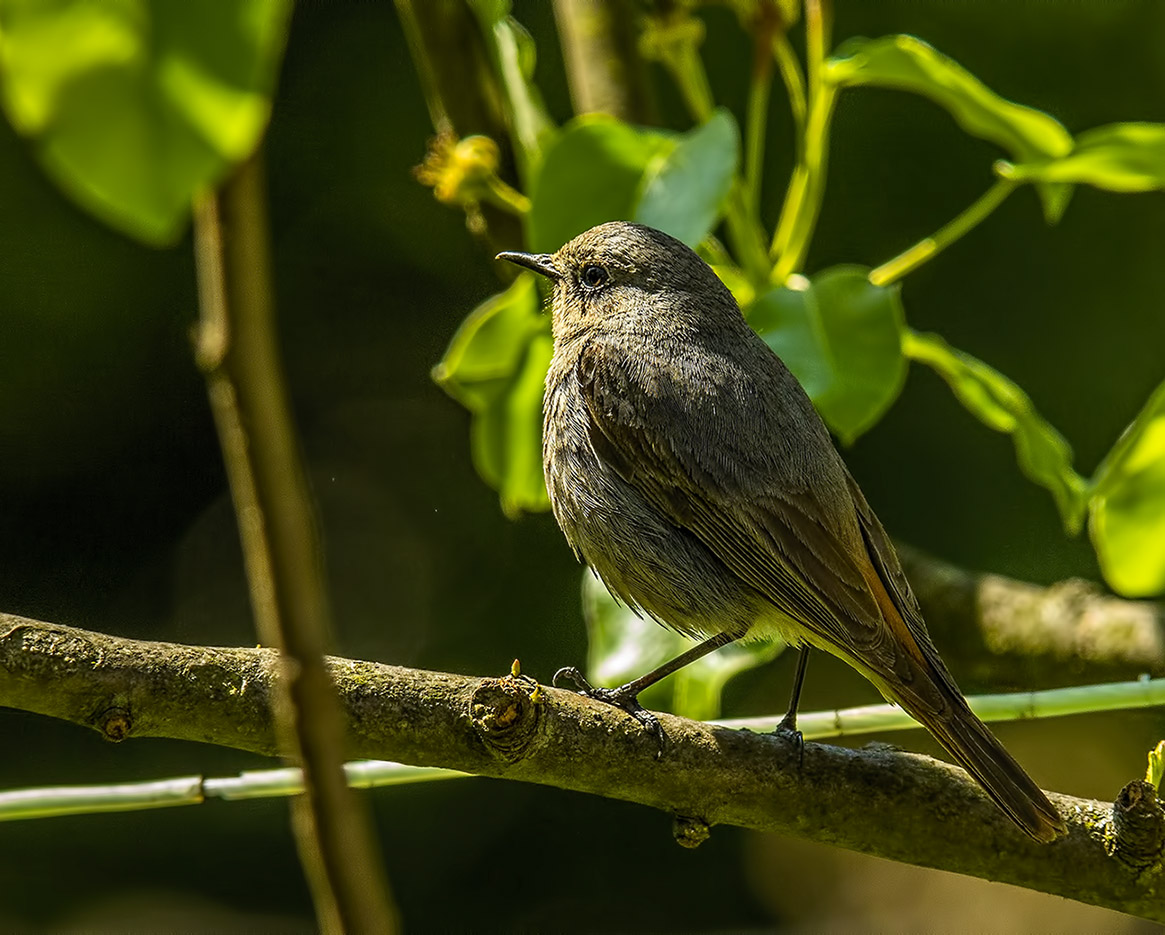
3,614,1162,921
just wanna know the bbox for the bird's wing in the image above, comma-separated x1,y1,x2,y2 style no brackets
577,339,948,711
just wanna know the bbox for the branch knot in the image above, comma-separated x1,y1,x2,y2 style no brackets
1107,780,1165,872
469,673,543,763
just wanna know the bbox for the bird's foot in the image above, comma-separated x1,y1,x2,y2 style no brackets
553,666,665,757
773,710,804,767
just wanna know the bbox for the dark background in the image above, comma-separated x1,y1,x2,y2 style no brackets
2,1,1164,930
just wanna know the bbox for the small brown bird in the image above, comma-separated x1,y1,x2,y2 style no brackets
498,221,1065,843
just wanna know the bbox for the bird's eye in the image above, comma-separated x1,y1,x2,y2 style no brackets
581,264,609,289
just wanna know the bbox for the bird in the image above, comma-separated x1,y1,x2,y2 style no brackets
497,221,1066,843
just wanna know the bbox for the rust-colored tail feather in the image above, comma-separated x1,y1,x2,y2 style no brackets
908,696,1066,843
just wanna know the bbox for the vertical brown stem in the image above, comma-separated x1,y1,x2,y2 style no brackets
553,0,655,122
193,154,398,934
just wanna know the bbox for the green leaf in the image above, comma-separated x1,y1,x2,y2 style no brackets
634,108,739,247
0,0,291,245
432,273,551,515
528,115,674,253
903,330,1088,532
1089,379,1165,597
749,266,907,445
826,35,1073,222
528,112,739,253
581,572,782,721
998,123,1165,193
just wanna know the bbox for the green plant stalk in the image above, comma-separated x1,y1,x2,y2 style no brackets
718,676,1165,737
770,85,836,280
770,0,835,281
773,33,807,155
7,676,1164,822
662,40,771,287
0,764,465,823
869,179,1017,286
743,25,775,222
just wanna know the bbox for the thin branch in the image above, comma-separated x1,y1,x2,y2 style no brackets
3,615,1164,921
192,157,397,934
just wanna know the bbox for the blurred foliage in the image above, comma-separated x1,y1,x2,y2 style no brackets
582,572,780,720
0,0,291,244
1090,381,1165,597
749,266,906,445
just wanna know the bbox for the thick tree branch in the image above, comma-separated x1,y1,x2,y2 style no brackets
899,545,1165,679
3,615,1163,921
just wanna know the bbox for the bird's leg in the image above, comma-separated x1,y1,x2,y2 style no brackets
553,631,737,755
774,647,810,763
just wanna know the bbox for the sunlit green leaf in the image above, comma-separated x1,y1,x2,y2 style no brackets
998,123,1165,193
432,273,550,515
0,0,291,244
635,108,739,247
529,113,740,254
904,330,1088,532
582,572,782,721
749,267,907,445
826,35,1073,222
1089,380,1165,597
528,116,674,252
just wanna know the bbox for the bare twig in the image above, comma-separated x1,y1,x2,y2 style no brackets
192,157,397,934
3,615,1164,922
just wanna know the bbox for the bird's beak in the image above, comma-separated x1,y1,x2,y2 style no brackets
496,251,561,280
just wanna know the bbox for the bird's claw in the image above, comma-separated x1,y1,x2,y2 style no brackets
553,666,665,757
773,712,805,767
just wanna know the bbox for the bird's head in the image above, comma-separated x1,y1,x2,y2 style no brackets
497,221,739,342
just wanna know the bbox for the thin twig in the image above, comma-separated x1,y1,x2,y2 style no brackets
192,156,397,934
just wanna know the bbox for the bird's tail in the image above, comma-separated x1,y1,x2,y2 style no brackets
901,690,1066,843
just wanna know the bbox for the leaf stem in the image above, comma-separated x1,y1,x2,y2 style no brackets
869,179,1017,286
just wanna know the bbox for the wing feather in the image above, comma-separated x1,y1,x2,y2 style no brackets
576,340,918,681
